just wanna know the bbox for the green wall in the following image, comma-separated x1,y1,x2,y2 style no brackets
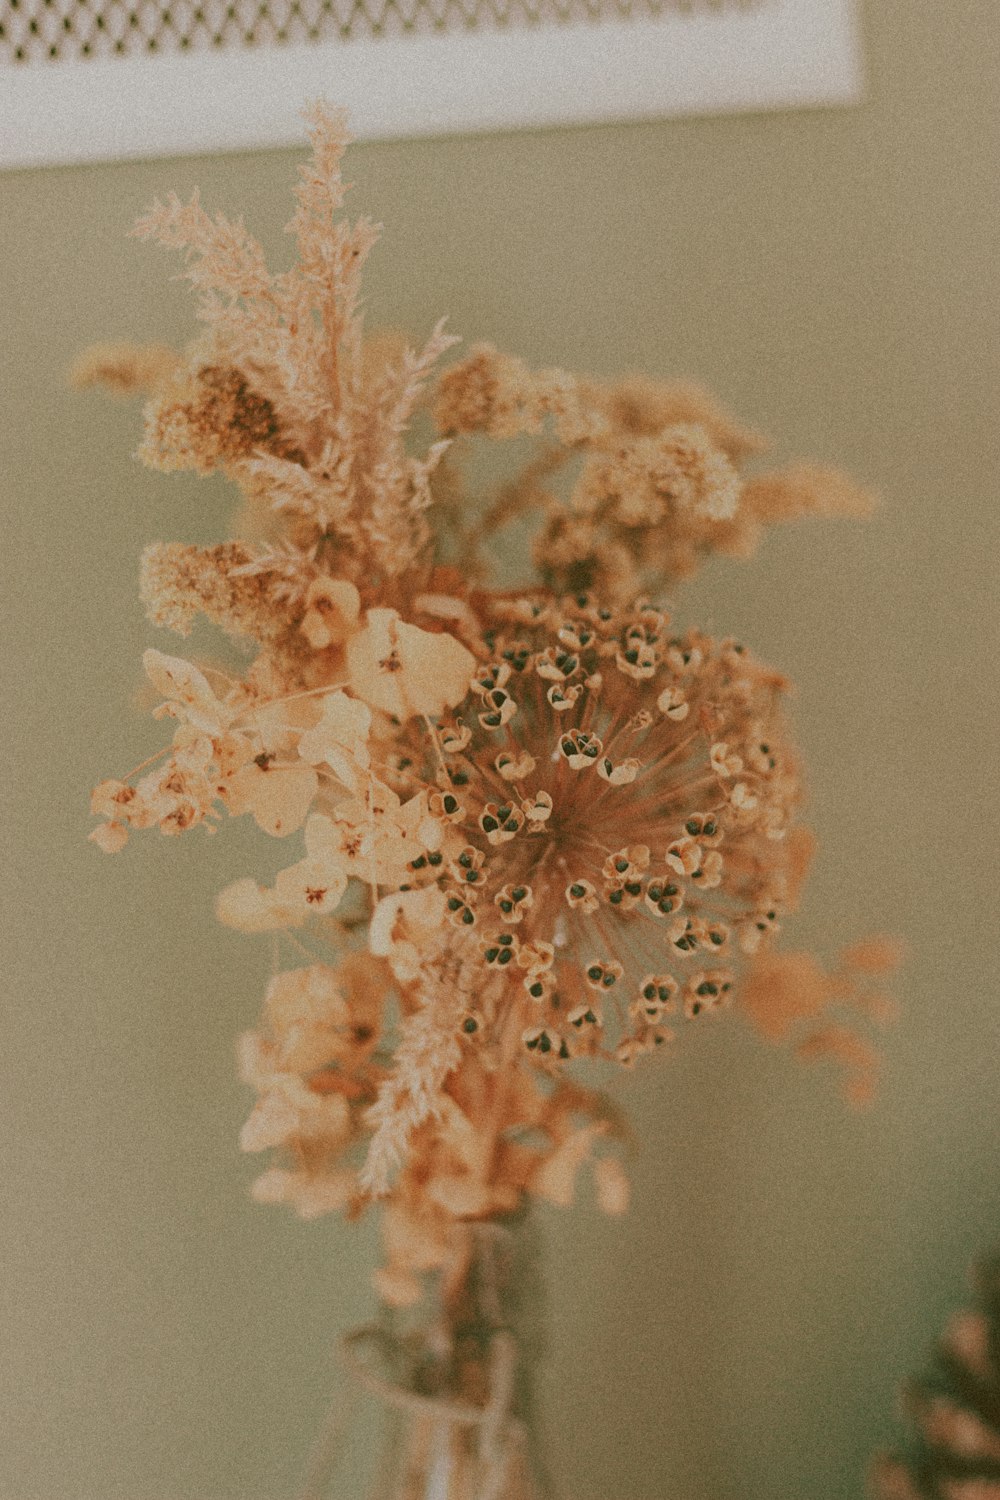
3,3,999,1495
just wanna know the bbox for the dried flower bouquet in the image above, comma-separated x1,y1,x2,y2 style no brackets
83,105,897,1497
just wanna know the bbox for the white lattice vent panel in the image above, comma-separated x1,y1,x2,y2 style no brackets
1,0,864,167
7,0,721,62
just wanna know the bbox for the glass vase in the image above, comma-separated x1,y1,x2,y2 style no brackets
300,1209,555,1500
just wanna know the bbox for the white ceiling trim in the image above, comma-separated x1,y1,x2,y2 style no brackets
1,0,864,171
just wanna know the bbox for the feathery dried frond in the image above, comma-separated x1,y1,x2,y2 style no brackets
130,102,455,586
134,188,277,307
360,975,467,1198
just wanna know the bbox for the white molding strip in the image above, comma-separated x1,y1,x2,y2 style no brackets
0,0,864,170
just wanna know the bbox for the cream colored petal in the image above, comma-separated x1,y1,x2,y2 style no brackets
90,778,132,818
397,618,476,718
426,1175,494,1218
265,965,350,1033
303,812,339,860
298,690,372,778
236,1030,273,1089
216,876,303,933
435,1096,487,1174
346,608,405,717
369,886,446,958
593,1156,630,1216
292,1170,357,1220
273,856,348,917
384,792,442,867
371,1266,422,1308
347,608,475,720
239,1090,302,1153
249,1167,297,1206
530,1123,606,1209
226,762,318,836
299,577,361,650
143,648,228,735
89,822,129,854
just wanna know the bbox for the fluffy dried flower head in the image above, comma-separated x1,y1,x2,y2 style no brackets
432,344,877,600
139,362,302,475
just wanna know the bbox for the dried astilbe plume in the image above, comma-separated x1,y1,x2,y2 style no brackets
85,104,894,1310
433,345,876,600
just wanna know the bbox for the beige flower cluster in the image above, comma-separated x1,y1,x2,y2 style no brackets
433,347,875,599
88,104,893,1306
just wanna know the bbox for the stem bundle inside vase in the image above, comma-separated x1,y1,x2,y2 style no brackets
326,1212,548,1500
81,102,899,1496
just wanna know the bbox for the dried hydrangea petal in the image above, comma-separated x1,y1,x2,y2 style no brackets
347,609,475,720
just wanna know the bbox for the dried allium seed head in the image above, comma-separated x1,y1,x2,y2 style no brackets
380,591,807,1069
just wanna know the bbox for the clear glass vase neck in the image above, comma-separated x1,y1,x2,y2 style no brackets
305,1207,554,1500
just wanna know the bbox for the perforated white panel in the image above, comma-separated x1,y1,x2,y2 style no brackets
0,0,864,168
5,0,703,62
